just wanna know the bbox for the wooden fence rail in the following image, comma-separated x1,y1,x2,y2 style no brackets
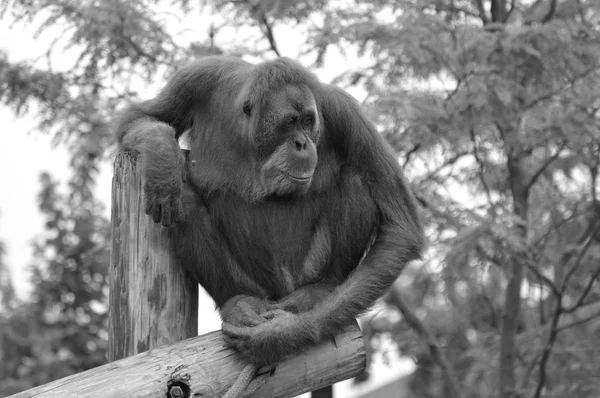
9,153,365,398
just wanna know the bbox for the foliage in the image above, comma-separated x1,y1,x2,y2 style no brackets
313,1,600,397
1,0,600,397
0,241,16,309
0,173,109,396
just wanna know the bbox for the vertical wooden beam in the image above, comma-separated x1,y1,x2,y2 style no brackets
11,151,366,398
109,153,198,361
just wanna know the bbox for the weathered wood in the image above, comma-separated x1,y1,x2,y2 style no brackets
109,153,198,360
10,152,366,397
10,323,365,397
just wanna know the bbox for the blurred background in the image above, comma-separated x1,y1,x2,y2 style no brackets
1,1,599,397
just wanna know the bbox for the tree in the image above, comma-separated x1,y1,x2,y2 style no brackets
290,1,599,397
0,241,16,310
1,0,599,397
200,1,600,396
0,172,109,396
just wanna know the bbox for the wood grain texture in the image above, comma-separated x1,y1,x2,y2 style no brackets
109,153,198,361
11,323,365,397
10,152,365,397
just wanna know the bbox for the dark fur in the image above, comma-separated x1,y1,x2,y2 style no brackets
115,56,424,366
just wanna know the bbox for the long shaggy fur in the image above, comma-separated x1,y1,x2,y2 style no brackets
114,55,424,366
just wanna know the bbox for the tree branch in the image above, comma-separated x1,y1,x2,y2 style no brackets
500,152,528,398
564,262,600,313
416,195,465,231
525,260,561,298
557,305,600,332
389,288,462,398
402,143,421,167
490,0,507,22
469,127,493,203
541,0,558,23
259,14,281,57
474,0,490,24
423,0,481,20
591,163,599,206
503,0,517,22
561,223,599,293
524,68,598,112
532,299,562,398
478,244,560,298
416,152,470,185
524,142,566,192
531,207,585,249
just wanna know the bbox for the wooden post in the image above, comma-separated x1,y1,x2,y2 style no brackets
109,153,198,360
8,152,366,397
9,323,365,397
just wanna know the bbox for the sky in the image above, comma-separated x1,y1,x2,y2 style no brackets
0,7,414,396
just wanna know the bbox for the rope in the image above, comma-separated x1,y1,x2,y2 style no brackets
222,364,272,398
222,364,256,398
